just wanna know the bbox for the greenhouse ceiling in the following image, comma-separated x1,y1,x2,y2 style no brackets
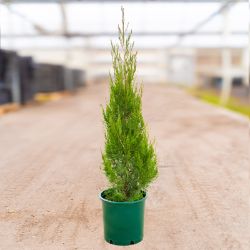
2,0,247,2
0,0,248,49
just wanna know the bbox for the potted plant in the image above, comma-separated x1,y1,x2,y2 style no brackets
100,7,158,246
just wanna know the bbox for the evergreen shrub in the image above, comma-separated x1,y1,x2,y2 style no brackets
102,7,158,202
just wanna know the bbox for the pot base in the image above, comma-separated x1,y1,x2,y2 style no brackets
106,238,142,246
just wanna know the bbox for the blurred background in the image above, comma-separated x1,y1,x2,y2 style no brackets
0,0,249,115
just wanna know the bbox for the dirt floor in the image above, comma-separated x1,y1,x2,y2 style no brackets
0,83,248,250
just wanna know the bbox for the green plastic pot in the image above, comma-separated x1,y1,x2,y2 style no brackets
100,190,146,246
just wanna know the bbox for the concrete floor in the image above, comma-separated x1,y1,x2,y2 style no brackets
0,83,248,250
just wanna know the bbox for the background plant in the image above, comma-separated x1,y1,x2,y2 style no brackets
102,7,158,202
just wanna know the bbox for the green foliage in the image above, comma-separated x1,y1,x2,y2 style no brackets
189,88,250,117
102,7,158,202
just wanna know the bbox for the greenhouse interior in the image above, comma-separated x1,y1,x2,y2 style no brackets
0,0,249,249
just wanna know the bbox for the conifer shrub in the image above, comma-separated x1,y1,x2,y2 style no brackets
102,7,158,202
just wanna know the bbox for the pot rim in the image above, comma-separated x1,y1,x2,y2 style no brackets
99,190,147,204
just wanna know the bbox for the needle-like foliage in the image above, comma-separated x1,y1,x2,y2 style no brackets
102,7,158,202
